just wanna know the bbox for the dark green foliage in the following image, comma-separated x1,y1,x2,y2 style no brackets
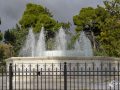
0,47,4,62
2,1,120,58
0,31,3,41
0,18,1,25
19,3,61,33
19,3,52,29
104,0,120,17
97,17,120,57
18,3,70,50
73,0,120,57
4,30,16,44
12,29,28,56
3,3,71,55
0,44,13,63
19,3,65,50
4,25,28,56
0,19,3,41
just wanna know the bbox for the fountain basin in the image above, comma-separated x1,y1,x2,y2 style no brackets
41,50,92,57
6,56,120,70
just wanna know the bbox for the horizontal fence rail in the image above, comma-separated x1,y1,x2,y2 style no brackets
0,62,120,90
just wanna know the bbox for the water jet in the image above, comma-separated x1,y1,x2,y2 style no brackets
19,27,93,57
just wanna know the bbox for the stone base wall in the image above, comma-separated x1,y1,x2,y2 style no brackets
6,56,120,71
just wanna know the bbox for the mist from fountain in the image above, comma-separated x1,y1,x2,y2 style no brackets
78,31,93,56
35,27,46,56
19,27,93,57
74,39,81,50
55,27,67,50
19,28,35,56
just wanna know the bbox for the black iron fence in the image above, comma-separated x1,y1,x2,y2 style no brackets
0,62,120,90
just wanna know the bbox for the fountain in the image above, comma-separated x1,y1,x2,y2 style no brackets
35,27,46,56
6,26,120,90
79,31,93,56
19,28,35,57
55,27,67,50
19,27,93,57
6,26,119,79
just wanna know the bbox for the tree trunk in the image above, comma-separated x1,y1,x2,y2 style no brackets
91,31,96,50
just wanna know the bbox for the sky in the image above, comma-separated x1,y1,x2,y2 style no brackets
0,0,104,32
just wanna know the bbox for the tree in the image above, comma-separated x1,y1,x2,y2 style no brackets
19,3,69,50
0,46,4,62
0,44,14,61
0,31,3,41
19,3,61,33
97,0,120,57
3,3,64,55
0,18,4,62
104,0,120,18
97,16,120,57
4,27,28,56
73,6,110,50
0,18,1,25
0,18,3,41
73,2,120,57
4,30,16,44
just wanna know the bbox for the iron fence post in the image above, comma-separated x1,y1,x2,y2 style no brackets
9,63,13,90
64,62,67,90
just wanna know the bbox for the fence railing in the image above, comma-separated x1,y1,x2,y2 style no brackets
0,62,120,90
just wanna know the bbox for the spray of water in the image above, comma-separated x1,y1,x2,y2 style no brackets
79,31,93,56
74,39,81,50
19,27,93,57
55,27,67,50
19,28,35,57
35,27,46,56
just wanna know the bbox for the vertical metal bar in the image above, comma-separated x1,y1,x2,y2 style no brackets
85,63,87,89
15,64,16,90
105,67,107,90
30,64,31,90
45,63,46,90
56,68,57,90
22,64,24,89
118,62,119,90
93,62,95,90
77,63,79,90
113,67,115,90
97,67,99,90
9,63,13,90
52,63,53,89
37,64,39,90
81,67,83,90
109,63,111,90
73,67,75,90
41,68,42,90
64,62,67,90
70,63,71,90
2,67,3,90
32,68,35,90
48,68,50,89
60,63,61,90
89,67,91,90
18,68,20,90
6,65,7,90
26,68,27,90
101,62,103,90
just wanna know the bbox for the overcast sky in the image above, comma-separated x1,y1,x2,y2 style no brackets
0,0,104,32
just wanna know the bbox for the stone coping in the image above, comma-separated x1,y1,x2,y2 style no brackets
6,56,120,61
